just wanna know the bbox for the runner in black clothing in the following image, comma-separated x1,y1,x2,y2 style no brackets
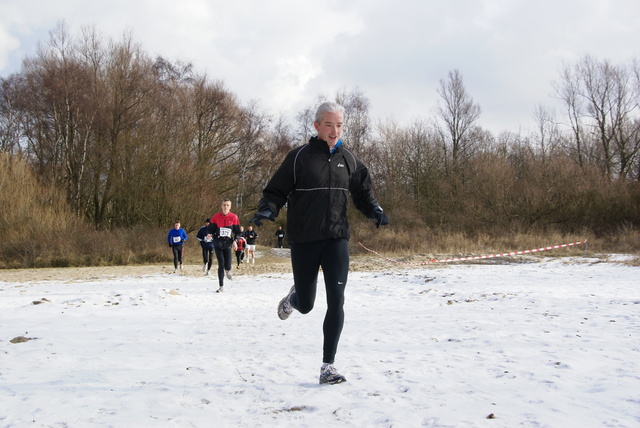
244,225,258,263
275,226,285,248
250,101,388,385
196,219,214,276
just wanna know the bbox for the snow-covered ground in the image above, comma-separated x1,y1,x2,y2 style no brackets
1,255,638,427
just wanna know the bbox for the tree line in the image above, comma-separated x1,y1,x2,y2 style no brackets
1,23,639,253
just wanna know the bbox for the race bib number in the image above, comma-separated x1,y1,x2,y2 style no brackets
172,236,181,243
219,227,232,238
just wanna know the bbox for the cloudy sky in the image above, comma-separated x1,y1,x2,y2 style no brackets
1,0,639,134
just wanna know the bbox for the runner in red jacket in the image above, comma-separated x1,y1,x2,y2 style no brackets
208,198,241,293
235,229,247,268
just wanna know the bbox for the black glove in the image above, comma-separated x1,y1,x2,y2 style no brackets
371,206,389,228
249,209,275,227
168,243,172,248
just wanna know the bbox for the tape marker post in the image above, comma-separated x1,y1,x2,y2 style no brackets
356,240,588,267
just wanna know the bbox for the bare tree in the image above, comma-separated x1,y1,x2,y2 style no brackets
295,94,328,145
336,87,371,155
531,104,561,162
0,74,24,154
555,55,640,179
235,112,296,221
554,62,588,168
435,69,481,182
87,31,157,225
232,100,272,214
18,21,97,216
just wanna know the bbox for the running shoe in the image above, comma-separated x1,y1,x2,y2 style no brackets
277,285,295,320
319,364,347,385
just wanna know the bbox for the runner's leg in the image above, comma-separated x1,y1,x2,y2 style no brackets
319,239,349,364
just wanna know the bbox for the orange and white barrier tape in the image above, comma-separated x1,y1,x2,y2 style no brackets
356,239,588,266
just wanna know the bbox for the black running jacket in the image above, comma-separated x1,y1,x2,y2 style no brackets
258,137,380,244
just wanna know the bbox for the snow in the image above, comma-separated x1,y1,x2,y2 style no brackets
1,255,639,427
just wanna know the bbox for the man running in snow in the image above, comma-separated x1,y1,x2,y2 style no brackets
167,221,188,273
275,226,285,248
244,225,258,263
196,218,215,276
250,101,388,384
208,199,241,293
235,228,247,268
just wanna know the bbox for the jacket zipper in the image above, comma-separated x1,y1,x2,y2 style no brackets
326,155,332,236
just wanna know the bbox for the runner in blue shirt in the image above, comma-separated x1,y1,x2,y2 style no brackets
167,221,188,273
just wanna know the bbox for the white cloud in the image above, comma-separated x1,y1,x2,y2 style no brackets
0,0,639,133
0,26,19,70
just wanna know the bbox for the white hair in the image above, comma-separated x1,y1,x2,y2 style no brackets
315,102,344,123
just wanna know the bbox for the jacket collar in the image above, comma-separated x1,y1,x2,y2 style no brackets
310,136,342,154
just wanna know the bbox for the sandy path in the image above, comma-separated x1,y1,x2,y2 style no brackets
0,248,391,283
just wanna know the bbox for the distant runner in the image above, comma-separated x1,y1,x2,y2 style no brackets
245,225,258,263
235,230,247,268
167,221,188,273
196,218,214,276
208,199,241,292
275,226,285,248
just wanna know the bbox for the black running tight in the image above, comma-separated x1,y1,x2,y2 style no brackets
289,239,349,364
171,244,184,269
214,246,232,287
202,247,214,270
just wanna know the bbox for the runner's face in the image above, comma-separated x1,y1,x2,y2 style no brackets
174,223,180,229
314,111,343,149
221,201,231,215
